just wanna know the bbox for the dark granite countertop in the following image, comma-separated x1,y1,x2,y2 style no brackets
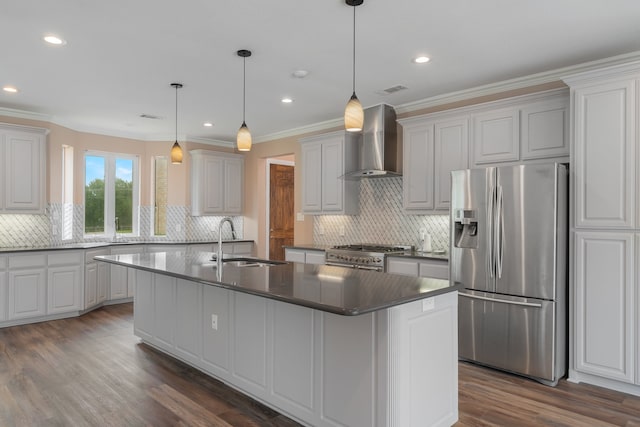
0,240,254,254
96,251,458,316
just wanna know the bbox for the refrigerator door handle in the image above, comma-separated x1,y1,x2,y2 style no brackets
496,185,504,278
487,185,495,278
459,292,543,308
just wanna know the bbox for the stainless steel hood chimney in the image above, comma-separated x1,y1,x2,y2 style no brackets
343,104,401,179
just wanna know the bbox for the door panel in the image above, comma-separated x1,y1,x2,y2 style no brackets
450,167,494,292
269,164,294,261
458,291,556,382
495,164,559,299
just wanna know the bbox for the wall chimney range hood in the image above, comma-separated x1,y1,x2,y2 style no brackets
342,104,401,179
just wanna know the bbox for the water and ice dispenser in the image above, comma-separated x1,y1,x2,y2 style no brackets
454,209,478,248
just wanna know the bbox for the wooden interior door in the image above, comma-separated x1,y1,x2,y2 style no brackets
269,164,295,260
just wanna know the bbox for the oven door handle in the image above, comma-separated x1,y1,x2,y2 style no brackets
325,261,356,269
356,265,383,272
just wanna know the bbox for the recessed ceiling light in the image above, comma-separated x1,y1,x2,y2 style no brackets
281,97,293,104
291,70,309,79
203,122,213,127
413,56,430,64
43,35,66,45
2,86,18,93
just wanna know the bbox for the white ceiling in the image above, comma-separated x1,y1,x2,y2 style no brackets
2,0,640,145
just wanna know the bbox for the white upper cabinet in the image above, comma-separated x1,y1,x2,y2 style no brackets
520,97,569,160
0,123,47,214
400,114,469,213
434,118,469,210
300,131,358,215
401,121,435,211
572,78,636,229
473,107,520,165
190,150,244,216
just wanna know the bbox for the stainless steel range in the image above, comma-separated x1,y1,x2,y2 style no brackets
325,244,412,272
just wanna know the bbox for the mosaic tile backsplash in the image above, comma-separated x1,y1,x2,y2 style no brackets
1,204,243,248
314,177,450,252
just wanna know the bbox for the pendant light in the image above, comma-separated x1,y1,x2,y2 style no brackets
237,49,252,152
344,0,364,132
170,83,184,164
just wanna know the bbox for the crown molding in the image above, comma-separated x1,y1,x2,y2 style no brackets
254,117,343,143
0,107,51,122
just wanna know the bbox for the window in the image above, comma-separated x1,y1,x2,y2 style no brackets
153,156,168,236
62,145,74,241
84,152,139,237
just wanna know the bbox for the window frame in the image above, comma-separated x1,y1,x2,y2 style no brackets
83,150,140,238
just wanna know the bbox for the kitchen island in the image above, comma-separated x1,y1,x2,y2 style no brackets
96,251,459,427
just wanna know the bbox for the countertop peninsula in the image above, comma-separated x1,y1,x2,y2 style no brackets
96,251,457,316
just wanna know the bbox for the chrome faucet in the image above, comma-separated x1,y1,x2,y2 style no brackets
216,217,236,269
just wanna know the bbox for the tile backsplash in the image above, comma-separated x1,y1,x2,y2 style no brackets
314,177,450,252
1,204,243,248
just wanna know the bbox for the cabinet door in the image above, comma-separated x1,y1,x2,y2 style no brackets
386,258,419,277
134,270,154,341
0,271,6,321
224,158,243,213
96,262,109,304
110,265,128,300
403,123,434,211
418,260,449,280
84,263,98,308
473,108,519,165
520,98,569,160
175,279,202,364
305,251,326,265
4,131,44,212
320,136,344,212
154,274,176,351
47,265,82,314
574,79,636,229
301,143,322,213
574,232,634,383
434,118,469,210
8,268,46,319
203,155,225,214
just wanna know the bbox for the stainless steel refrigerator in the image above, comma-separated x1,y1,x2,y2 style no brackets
450,163,568,386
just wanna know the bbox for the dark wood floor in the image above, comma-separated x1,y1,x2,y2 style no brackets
0,304,639,427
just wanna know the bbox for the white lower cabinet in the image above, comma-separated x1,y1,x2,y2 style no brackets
133,270,154,341
110,245,144,300
387,257,449,280
0,256,6,321
232,293,267,394
8,253,46,320
85,248,110,310
574,231,635,384
175,278,201,364
201,285,231,376
284,248,325,265
153,274,176,351
47,251,83,315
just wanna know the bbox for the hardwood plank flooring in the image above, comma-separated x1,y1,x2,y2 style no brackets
0,303,638,426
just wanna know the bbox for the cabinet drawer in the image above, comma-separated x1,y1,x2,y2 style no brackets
419,261,449,280
9,253,46,269
110,245,145,255
48,251,84,266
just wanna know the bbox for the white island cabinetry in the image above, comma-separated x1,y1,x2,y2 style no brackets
132,269,457,427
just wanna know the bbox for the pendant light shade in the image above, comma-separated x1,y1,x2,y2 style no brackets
344,0,364,132
170,83,184,164
237,49,252,152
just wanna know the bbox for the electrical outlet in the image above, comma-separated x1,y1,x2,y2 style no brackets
296,212,305,221
419,228,425,241
211,314,218,330
339,225,345,236
422,298,435,312
175,224,182,233
318,225,325,235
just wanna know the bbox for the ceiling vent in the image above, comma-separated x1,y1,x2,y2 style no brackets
376,85,408,96
140,114,162,119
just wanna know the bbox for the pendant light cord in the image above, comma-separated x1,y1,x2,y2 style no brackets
243,56,246,123
175,85,178,141
352,5,356,94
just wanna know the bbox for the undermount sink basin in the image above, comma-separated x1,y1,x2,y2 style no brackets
206,257,287,268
